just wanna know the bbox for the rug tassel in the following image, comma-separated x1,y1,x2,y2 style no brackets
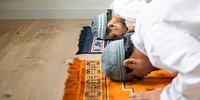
76,26,91,54
62,57,82,100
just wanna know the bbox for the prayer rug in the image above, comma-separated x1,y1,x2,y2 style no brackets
63,58,176,100
76,26,113,54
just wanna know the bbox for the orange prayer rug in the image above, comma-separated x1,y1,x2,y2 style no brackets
63,58,176,100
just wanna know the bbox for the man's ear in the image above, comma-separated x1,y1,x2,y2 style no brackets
123,58,136,67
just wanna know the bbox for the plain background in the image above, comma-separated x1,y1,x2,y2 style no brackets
0,0,112,19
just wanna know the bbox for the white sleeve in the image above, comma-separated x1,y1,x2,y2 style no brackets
112,0,149,22
134,0,200,99
151,1,200,99
160,50,200,100
152,26,200,100
139,0,153,3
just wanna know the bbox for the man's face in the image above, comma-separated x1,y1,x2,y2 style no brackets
105,11,128,40
106,21,128,39
123,49,155,82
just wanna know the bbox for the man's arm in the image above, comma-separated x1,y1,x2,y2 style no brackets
111,0,150,22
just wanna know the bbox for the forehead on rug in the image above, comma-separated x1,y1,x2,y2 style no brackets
63,58,176,100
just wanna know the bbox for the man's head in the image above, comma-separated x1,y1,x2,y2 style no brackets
91,10,128,40
102,33,156,81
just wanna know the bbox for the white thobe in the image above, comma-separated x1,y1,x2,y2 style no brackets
132,0,200,99
109,0,152,23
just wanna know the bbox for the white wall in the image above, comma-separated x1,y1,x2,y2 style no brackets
0,0,112,19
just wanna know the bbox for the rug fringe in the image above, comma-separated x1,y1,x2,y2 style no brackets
76,26,91,54
62,57,82,100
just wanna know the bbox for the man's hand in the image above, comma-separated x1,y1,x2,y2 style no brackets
130,88,163,100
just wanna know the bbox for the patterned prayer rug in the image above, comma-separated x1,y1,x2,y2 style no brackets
63,58,176,100
76,26,113,54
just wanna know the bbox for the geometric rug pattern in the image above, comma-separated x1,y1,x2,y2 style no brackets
63,58,176,100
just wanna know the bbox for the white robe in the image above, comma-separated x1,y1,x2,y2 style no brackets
132,0,200,99
109,0,152,23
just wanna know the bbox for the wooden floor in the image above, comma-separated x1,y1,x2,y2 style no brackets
0,19,101,100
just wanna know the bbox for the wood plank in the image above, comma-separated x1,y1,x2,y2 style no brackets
0,19,100,100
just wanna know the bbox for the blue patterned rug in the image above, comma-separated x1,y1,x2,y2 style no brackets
76,26,113,54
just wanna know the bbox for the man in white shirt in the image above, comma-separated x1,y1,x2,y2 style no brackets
101,0,200,99
91,0,151,40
